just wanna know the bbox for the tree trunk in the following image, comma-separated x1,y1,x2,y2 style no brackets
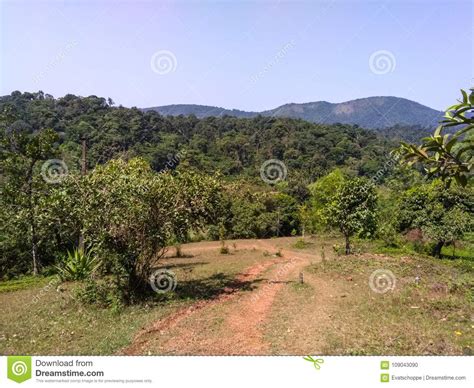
31,223,38,275
345,234,351,255
79,138,87,252
27,162,39,275
432,241,444,258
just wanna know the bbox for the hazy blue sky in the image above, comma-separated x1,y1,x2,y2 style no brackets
1,0,472,111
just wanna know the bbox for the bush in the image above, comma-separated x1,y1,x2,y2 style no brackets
293,239,310,249
377,223,400,247
332,244,344,256
74,278,123,312
220,241,230,254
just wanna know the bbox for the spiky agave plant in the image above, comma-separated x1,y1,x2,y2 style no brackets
56,247,100,281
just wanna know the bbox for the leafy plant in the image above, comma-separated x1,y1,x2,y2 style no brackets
293,239,309,249
56,248,99,281
220,240,230,254
74,278,123,312
400,88,474,186
308,169,345,232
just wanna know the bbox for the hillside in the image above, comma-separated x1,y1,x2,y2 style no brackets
146,96,443,130
0,91,394,182
142,104,257,118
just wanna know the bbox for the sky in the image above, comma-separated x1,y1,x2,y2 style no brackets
0,0,472,111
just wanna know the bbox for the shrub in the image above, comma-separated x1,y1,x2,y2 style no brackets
377,223,400,247
332,244,343,256
74,278,123,312
220,241,230,254
293,239,309,249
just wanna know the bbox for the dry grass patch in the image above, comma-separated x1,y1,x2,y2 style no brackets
306,253,473,355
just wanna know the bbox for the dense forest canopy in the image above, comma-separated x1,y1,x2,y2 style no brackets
0,90,397,181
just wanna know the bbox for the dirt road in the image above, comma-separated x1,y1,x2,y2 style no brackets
121,239,320,355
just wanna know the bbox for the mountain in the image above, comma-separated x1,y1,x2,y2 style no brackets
142,104,257,118
145,96,443,130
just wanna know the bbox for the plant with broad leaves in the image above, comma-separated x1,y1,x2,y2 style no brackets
399,88,473,186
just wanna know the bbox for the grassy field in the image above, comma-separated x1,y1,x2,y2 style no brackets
266,249,473,355
0,244,265,355
0,236,472,355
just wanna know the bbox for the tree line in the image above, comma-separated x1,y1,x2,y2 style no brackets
0,89,472,306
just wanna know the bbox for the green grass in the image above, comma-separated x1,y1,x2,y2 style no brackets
0,276,57,293
0,246,267,355
0,279,192,355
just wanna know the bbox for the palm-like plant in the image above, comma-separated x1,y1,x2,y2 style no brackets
56,247,100,281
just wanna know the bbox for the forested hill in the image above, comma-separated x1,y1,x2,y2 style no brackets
142,104,257,119
1,91,396,183
145,96,443,130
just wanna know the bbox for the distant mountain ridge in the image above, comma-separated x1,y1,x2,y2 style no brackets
144,96,443,129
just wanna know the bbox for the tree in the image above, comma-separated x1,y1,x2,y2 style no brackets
55,158,223,303
328,178,377,254
1,112,59,275
307,169,345,232
400,88,473,187
398,180,473,257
